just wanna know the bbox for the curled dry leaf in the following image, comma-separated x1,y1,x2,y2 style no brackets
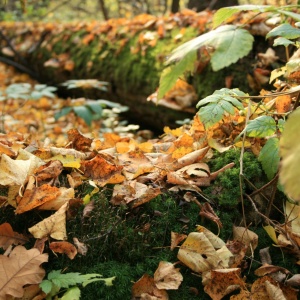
170,231,187,251
34,160,63,183
255,264,290,278
199,202,223,228
132,274,169,300
286,274,300,287
49,241,77,260
0,245,48,299
67,128,92,151
0,223,29,250
73,237,88,255
28,202,68,240
154,261,183,290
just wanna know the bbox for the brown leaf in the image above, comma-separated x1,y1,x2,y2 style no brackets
199,202,223,228
132,274,168,300
67,128,92,151
33,237,48,254
34,160,63,183
49,241,77,260
0,245,48,299
28,202,68,240
15,184,61,214
73,237,88,255
0,223,29,250
170,232,187,251
154,261,183,290
82,200,95,218
203,268,246,300
255,264,290,277
233,226,258,255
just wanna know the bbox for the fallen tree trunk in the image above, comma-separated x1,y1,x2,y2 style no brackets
0,11,262,130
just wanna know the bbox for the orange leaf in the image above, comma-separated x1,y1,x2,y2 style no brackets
67,128,92,151
49,241,77,260
0,223,29,250
275,95,292,114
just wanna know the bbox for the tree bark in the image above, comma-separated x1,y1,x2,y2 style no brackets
187,0,238,11
171,0,180,13
98,0,109,20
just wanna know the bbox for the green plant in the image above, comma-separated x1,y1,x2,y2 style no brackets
40,269,115,300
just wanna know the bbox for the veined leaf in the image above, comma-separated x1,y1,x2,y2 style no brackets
166,25,254,72
277,119,285,133
158,50,196,99
278,10,300,22
280,109,300,200
73,106,93,126
258,137,280,180
266,23,300,40
244,116,276,137
198,104,224,128
273,37,295,47
213,5,272,28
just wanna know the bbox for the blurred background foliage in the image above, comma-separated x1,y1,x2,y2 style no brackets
1,0,297,22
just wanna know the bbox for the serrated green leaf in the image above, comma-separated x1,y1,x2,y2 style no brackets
258,137,280,180
210,26,254,71
48,271,84,288
61,287,81,300
40,280,54,294
196,94,222,107
280,109,300,200
82,276,116,287
266,23,300,40
198,104,224,128
273,37,295,47
220,100,235,114
55,107,73,120
245,116,277,137
73,106,93,126
158,50,196,99
213,5,271,28
167,25,253,72
278,10,300,21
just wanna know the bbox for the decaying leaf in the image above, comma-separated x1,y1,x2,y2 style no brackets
0,245,48,299
203,268,246,300
73,237,88,255
199,202,223,228
0,223,29,250
170,232,187,251
132,274,169,300
154,261,183,290
49,241,77,259
28,202,68,240
233,226,258,255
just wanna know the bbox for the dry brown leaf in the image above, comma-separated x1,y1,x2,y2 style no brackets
226,240,247,268
28,202,68,240
34,160,63,183
49,241,77,260
203,268,246,300
0,245,48,299
154,261,183,290
0,223,29,250
33,237,48,254
255,264,290,277
73,237,88,255
170,232,187,251
264,280,286,300
199,202,223,228
67,128,92,151
233,226,258,255
132,274,169,300
275,95,292,114
82,200,95,218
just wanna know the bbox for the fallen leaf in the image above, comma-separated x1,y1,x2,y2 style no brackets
67,128,92,151
170,232,187,251
0,245,48,299
0,223,29,250
233,226,258,255
73,237,88,255
154,261,183,290
49,241,77,259
28,202,68,240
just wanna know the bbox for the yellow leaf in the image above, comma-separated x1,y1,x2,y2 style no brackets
263,225,278,244
50,154,81,169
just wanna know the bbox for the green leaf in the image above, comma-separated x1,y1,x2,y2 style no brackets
86,101,103,115
167,25,254,71
55,107,73,120
258,137,280,180
273,37,295,47
266,23,300,40
213,5,271,28
40,280,53,294
61,287,81,300
278,10,300,21
245,116,277,137
277,119,285,132
158,50,196,99
73,106,93,126
48,271,84,288
198,104,224,128
280,109,300,200
82,276,116,287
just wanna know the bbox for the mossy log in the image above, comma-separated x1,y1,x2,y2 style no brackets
0,13,266,130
